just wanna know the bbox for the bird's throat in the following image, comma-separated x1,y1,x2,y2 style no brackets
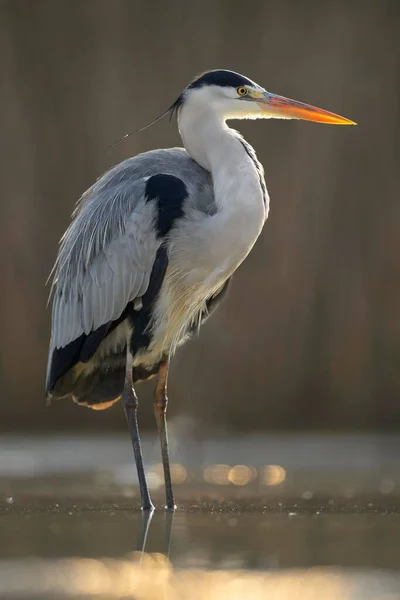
179,109,267,214
178,109,267,282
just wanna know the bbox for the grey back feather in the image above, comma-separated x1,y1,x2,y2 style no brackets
48,148,213,359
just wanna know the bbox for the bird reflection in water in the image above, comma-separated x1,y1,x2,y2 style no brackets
136,508,174,561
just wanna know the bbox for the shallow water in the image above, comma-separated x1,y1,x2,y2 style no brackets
1,434,400,598
2,501,400,568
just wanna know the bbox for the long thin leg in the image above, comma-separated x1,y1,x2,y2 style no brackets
122,351,154,511
154,360,175,510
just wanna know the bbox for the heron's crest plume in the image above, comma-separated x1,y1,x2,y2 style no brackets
107,102,179,149
107,70,249,149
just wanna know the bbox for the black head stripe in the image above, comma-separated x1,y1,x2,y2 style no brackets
169,70,257,118
188,70,255,90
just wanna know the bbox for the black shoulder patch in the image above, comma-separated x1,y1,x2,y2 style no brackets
188,70,255,90
145,174,187,238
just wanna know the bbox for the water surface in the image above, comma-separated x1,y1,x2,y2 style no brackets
1,434,400,598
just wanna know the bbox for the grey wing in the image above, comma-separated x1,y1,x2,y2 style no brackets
48,177,161,354
46,147,212,390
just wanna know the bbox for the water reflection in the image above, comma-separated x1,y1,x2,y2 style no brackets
1,501,400,598
135,508,174,563
2,505,400,568
2,433,400,598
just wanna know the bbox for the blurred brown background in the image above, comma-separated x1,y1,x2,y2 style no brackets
0,0,399,433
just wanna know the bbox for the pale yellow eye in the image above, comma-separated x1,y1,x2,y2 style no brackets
237,86,248,96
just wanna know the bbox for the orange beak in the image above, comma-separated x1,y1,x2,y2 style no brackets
257,91,356,125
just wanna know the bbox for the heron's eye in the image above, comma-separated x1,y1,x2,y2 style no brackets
237,86,248,97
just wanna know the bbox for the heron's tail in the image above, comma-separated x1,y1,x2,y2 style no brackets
47,348,163,410
48,351,126,410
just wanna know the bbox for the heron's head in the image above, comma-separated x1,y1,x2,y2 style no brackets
174,69,355,125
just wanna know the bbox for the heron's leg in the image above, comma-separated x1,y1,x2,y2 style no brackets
154,360,175,510
122,352,154,511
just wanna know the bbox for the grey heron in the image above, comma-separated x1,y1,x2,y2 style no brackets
46,69,355,511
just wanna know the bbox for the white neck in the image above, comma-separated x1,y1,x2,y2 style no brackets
176,101,268,293
178,104,268,221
